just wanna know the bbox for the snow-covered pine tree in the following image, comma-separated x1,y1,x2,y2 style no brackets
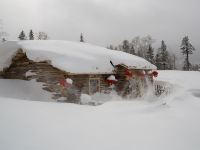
122,40,130,53
146,44,154,64
29,29,34,40
155,53,162,69
180,36,195,71
80,33,84,42
158,40,169,70
130,44,136,55
18,30,27,40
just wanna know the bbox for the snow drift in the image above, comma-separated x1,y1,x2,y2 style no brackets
0,70,200,150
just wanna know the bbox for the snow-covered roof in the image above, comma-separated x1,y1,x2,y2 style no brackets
0,40,156,74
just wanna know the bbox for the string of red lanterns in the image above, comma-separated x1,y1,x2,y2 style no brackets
124,69,158,79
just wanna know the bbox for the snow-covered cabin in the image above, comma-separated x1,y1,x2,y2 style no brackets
0,40,156,103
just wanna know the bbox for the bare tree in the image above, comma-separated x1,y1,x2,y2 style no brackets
132,35,155,58
37,32,49,40
0,19,8,42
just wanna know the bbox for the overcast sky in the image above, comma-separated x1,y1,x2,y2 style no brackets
0,0,199,64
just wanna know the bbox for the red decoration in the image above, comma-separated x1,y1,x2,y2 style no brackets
125,69,133,77
106,79,117,85
106,75,118,85
152,71,158,77
59,79,68,88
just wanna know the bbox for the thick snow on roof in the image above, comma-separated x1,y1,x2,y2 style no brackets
0,41,19,71
0,40,156,73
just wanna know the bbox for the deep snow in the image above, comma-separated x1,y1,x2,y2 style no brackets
0,79,53,102
0,70,200,150
0,40,156,74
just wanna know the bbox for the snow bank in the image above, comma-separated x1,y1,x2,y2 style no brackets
0,90,200,150
0,40,156,73
0,71,200,150
156,70,200,90
107,75,117,81
0,41,19,70
0,79,53,102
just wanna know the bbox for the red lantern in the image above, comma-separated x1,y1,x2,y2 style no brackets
106,75,118,85
124,69,133,79
106,80,117,85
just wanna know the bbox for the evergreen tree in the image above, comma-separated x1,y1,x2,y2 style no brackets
155,53,162,69
130,44,135,55
158,40,169,70
180,36,195,71
122,40,130,53
146,44,154,64
29,29,34,40
160,40,168,62
18,30,27,40
80,33,84,42
167,53,176,70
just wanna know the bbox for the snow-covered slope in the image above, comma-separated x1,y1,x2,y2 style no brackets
0,40,156,74
0,71,200,150
156,70,200,90
156,70,200,99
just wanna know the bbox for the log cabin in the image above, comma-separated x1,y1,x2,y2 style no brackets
0,40,157,103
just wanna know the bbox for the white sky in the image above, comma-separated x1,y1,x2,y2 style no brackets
0,0,200,64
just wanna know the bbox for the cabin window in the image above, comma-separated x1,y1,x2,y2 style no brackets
89,78,100,95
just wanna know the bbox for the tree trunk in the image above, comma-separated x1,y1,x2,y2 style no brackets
186,52,189,71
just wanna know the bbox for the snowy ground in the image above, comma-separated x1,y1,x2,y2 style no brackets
0,79,53,102
0,70,200,150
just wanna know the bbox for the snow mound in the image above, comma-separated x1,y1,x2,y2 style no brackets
0,79,53,102
0,40,156,74
156,70,200,90
1,70,200,150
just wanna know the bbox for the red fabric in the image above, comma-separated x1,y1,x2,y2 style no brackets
59,79,67,87
152,71,158,77
124,69,133,77
106,80,117,85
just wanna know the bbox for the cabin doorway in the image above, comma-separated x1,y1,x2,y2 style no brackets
89,78,100,95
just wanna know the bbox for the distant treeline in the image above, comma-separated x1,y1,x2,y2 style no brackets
107,35,198,71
